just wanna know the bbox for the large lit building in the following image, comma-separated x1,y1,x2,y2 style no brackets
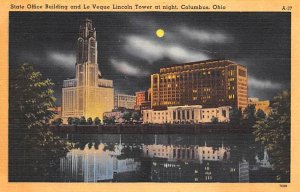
151,59,248,110
62,19,114,121
114,93,136,109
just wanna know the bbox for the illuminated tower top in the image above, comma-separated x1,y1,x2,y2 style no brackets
75,19,101,87
76,18,98,67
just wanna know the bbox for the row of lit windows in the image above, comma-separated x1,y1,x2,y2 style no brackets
160,68,225,76
117,96,136,100
160,101,178,105
228,94,235,99
157,83,225,88
158,91,214,95
160,95,211,100
160,61,233,73
228,70,235,76
157,77,226,85
205,176,213,181
159,89,214,93
159,72,225,80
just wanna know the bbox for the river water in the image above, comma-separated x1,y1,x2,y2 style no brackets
58,133,278,182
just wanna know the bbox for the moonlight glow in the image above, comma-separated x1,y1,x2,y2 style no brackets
156,28,165,38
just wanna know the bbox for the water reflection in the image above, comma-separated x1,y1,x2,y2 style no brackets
60,134,276,182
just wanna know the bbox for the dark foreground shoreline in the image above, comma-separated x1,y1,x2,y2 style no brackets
51,123,253,134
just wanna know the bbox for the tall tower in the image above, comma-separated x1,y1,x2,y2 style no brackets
62,19,114,121
76,18,100,87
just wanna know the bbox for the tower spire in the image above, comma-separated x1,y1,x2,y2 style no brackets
76,18,98,66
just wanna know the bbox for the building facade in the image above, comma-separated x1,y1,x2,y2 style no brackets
248,98,270,115
142,105,231,124
151,59,248,110
114,93,136,109
136,91,148,106
62,19,114,121
135,90,152,111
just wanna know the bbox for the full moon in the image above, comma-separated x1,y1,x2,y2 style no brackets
156,28,165,38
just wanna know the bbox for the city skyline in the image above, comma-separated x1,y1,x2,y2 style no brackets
9,12,290,105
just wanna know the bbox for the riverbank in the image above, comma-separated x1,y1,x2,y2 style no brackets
51,123,253,134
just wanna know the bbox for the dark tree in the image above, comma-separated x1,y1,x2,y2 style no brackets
87,117,93,125
73,117,80,125
256,109,266,120
67,117,74,125
132,111,141,122
253,91,290,182
229,107,243,125
51,117,63,125
9,63,71,181
94,117,101,125
243,105,256,128
103,116,116,125
243,104,257,126
79,116,86,125
123,111,132,122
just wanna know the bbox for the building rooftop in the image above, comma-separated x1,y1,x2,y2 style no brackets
157,59,246,74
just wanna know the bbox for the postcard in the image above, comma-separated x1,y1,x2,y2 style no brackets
0,0,299,191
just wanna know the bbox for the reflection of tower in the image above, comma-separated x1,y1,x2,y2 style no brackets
62,19,114,120
60,144,140,182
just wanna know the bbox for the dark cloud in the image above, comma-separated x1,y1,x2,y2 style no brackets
9,12,290,105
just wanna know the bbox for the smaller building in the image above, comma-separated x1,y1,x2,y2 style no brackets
140,101,151,111
114,93,136,110
136,91,149,106
135,90,152,111
103,108,139,124
142,105,231,124
248,98,270,115
103,111,124,124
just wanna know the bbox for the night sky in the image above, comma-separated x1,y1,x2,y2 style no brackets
9,12,290,105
